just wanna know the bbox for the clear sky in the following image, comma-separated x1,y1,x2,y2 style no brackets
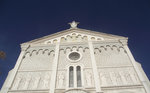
0,0,150,89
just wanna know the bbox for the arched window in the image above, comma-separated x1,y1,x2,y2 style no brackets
69,66,74,87
69,66,82,88
77,66,82,87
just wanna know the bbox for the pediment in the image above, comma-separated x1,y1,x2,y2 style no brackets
21,28,127,46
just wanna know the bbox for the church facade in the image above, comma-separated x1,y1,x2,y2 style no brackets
1,21,150,93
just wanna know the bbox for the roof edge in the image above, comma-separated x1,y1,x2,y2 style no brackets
21,28,128,45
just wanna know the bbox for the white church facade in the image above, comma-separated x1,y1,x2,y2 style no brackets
1,21,150,93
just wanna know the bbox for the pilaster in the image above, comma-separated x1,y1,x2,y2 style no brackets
49,38,60,93
88,36,103,93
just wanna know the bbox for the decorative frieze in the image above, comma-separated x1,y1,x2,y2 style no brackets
99,67,141,87
44,32,104,44
11,71,51,90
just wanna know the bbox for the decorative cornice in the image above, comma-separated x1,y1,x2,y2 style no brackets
119,39,128,46
21,28,127,45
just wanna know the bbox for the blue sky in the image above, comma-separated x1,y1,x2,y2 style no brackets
0,0,150,89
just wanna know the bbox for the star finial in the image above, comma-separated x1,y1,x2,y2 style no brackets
69,21,79,29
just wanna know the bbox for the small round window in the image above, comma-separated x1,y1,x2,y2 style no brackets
69,52,80,61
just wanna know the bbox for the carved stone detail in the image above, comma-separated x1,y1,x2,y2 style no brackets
39,72,50,89
11,74,22,90
11,72,51,90
85,72,92,87
113,72,123,85
57,73,65,88
28,75,40,89
100,72,113,86
99,67,141,87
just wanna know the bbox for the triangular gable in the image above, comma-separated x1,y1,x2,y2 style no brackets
21,28,127,45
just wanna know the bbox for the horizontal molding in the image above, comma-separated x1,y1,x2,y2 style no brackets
9,89,49,92
101,84,143,90
18,70,52,72
97,65,133,69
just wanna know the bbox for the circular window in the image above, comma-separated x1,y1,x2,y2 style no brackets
68,52,81,61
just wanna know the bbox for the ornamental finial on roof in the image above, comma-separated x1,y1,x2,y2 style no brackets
69,21,79,29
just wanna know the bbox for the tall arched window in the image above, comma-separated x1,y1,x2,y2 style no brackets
69,66,82,88
69,66,74,87
77,66,82,87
